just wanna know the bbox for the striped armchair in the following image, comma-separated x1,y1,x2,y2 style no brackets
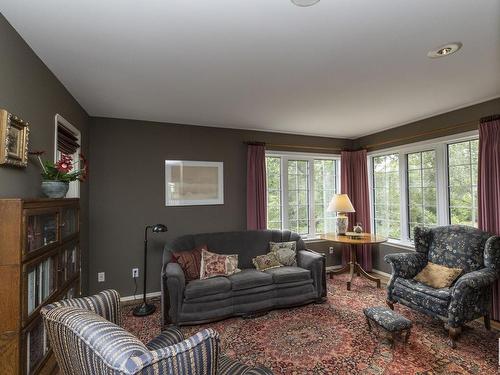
41,290,272,375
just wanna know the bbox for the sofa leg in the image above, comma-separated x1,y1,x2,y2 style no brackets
314,297,327,304
448,326,462,349
386,300,394,310
484,314,491,331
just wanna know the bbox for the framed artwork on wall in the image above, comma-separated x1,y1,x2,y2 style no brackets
165,160,224,206
0,109,30,167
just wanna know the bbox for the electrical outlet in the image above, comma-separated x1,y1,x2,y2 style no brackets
132,268,139,278
329,246,334,254
98,272,105,282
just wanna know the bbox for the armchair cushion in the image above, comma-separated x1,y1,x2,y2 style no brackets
392,279,450,317
414,262,463,289
394,278,451,302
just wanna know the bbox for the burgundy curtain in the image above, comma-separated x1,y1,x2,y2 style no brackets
478,115,500,321
341,150,372,270
247,144,267,230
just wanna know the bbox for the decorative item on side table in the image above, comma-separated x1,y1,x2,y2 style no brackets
0,109,29,167
327,194,355,235
30,151,88,198
134,224,168,317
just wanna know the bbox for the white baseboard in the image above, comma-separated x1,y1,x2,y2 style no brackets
371,268,391,278
121,291,161,302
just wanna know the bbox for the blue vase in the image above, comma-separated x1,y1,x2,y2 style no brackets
41,181,69,198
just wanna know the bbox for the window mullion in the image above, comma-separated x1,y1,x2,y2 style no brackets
308,158,315,237
436,143,448,225
400,153,409,242
281,157,289,231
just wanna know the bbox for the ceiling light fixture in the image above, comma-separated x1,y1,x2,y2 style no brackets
291,0,320,7
427,42,463,58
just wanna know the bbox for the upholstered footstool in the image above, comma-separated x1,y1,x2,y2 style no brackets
363,306,412,349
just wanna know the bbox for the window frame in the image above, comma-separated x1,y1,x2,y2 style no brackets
54,114,81,198
265,150,341,239
368,130,479,249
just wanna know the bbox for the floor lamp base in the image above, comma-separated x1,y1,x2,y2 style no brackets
133,302,156,317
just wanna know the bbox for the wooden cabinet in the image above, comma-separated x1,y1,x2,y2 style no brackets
0,199,81,375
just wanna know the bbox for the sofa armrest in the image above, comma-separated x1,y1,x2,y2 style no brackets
132,328,220,374
46,289,121,326
162,262,186,326
448,268,498,327
297,249,326,299
146,326,185,350
384,252,427,301
384,252,427,279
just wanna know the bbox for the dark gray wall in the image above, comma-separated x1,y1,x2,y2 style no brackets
88,117,352,295
0,14,90,291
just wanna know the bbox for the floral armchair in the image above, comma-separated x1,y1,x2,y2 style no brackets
385,225,500,347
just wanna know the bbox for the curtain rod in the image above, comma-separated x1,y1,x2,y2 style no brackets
361,120,478,150
244,141,343,152
480,114,500,123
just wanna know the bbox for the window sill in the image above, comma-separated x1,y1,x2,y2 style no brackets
384,239,415,251
303,237,329,243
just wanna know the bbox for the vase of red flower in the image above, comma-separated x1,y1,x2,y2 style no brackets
30,151,88,198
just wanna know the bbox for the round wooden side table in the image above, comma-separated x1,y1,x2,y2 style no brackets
321,233,387,290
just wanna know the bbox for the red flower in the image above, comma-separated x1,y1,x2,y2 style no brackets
56,154,73,173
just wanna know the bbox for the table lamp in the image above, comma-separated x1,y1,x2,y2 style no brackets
327,194,355,235
133,223,168,317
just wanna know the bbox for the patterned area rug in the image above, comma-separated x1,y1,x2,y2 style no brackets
122,275,499,374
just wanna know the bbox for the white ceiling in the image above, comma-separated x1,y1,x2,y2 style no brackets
1,0,499,138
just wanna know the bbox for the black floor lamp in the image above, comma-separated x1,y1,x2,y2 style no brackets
133,223,168,317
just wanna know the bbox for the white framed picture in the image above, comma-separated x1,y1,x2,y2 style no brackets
165,160,224,206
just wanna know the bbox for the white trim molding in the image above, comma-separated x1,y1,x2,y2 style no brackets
121,291,161,302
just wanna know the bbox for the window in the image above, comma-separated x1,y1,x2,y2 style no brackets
407,150,438,238
447,139,479,227
266,156,282,230
265,153,340,238
313,159,338,234
369,131,479,245
54,114,81,198
372,154,400,239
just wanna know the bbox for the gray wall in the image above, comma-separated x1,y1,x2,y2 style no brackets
0,14,91,292
88,117,352,295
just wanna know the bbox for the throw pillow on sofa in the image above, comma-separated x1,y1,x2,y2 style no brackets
252,252,283,271
414,262,463,289
200,249,240,279
171,244,206,282
269,241,297,266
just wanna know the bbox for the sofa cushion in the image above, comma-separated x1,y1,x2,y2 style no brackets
264,266,310,284
185,277,231,300
228,269,274,291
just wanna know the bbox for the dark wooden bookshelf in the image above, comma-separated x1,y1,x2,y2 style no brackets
0,198,81,375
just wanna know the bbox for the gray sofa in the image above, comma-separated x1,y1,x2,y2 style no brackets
161,230,326,326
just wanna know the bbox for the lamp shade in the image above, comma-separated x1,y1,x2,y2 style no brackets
327,194,355,213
